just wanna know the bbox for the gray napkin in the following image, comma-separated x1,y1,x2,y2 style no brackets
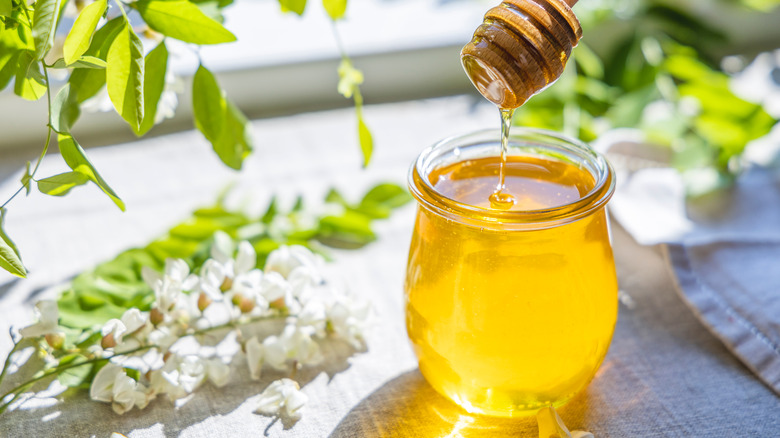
611,167,780,395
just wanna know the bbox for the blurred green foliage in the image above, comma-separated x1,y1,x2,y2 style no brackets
514,0,780,194
56,183,412,329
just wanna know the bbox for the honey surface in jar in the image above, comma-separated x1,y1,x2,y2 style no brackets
405,154,618,417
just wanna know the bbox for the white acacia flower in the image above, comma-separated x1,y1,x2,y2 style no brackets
111,347,165,374
288,266,320,294
121,308,147,334
147,326,178,351
245,337,264,380
101,319,127,347
211,236,257,278
327,297,370,349
260,271,292,304
265,245,322,280
537,406,593,438
232,269,264,299
296,298,327,336
732,49,780,117
102,308,148,347
206,357,230,387
20,300,60,338
154,277,182,314
262,324,322,370
90,364,148,414
199,259,226,300
161,354,206,397
255,378,307,420
143,259,198,291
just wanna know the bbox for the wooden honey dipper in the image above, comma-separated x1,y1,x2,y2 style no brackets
461,0,582,109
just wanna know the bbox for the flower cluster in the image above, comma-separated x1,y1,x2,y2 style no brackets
14,236,370,419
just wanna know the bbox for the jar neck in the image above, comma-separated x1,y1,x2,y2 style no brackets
408,128,615,231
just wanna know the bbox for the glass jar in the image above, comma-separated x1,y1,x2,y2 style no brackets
405,128,617,417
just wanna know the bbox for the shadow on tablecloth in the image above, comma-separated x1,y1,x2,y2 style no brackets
328,359,665,438
0,339,357,437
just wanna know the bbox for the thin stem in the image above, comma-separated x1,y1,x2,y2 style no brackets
0,312,288,415
1,66,54,209
0,341,21,391
189,314,287,337
0,344,155,414
329,20,348,61
329,22,364,109
115,0,130,22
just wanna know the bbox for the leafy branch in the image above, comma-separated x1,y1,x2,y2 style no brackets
0,0,374,279
0,182,410,417
514,0,779,195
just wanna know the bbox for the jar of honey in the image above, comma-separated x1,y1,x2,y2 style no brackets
405,128,617,417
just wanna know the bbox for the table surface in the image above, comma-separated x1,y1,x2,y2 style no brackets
1,96,778,438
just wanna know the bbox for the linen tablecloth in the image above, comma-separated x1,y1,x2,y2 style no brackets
1,96,778,437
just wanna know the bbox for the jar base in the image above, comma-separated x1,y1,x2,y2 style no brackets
418,364,580,418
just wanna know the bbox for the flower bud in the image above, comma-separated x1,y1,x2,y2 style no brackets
231,293,244,307
239,296,255,314
150,308,164,326
221,277,234,292
269,297,286,310
45,332,65,350
101,333,117,349
198,293,212,312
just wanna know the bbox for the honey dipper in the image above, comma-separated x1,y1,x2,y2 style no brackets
461,0,582,109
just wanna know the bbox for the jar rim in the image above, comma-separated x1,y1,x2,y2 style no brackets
408,127,616,229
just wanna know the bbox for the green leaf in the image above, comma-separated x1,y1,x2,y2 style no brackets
37,171,90,196
193,65,252,169
14,50,46,100
192,65,225,143
357,111,372,168
278,0,306,15
573,42,604,79
0,0,11,18
0,49,21,92
135,0,236,44
361,183,411,209
106,22,144,131
0,7,34,90
322,0,346,20
136,41,168,136
68,17,124,103
32,0,60,60
325,188,347,206
63,0,106,65
317,211,376,248
0,208,26,278
57,289,125,328
50,56,107,69
21,161,32,195
212,100,252,170
742,0,780,11
51,83,81,133
195,1,225,23
261,196,277,224
58,133,126,211
291,195,304,212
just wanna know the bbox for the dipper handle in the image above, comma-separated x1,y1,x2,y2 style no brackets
461,0,582,109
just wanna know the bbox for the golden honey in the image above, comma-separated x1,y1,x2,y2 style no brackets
405,128,617,417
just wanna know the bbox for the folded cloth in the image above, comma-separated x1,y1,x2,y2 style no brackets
610,165,780,396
